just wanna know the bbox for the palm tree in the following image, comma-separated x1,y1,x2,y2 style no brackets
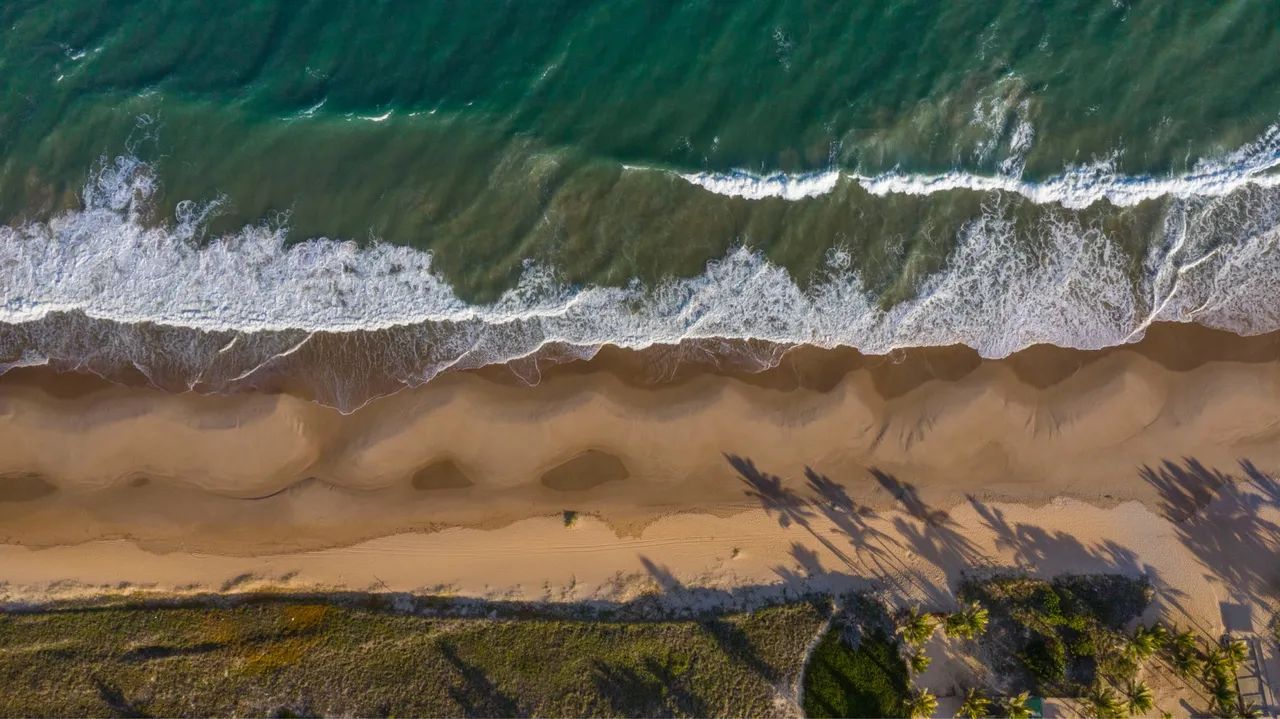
1087,684,1127,719
1222,637,1248,666
1210,683,1237,717
1240,702,1263,719
904,687,938,719
1205,647,1235,679
909,648,932,674
1003,691,1033,719
899,607,939,647
1125,679,1154,716
1129,626,1165,660
944,602,990,640
1170,641,1202,679
955,688,991,719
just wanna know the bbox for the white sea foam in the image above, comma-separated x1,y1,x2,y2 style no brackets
674,169,842,200
3,152,1280,409
680,123,1280,209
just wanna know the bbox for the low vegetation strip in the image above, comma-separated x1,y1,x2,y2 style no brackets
802,628,908,718
0,598,828,717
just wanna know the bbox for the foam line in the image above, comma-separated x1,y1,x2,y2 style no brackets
679,124,1280,209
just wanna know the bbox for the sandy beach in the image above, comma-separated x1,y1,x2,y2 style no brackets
2,321,1279,711
0,321,1275,604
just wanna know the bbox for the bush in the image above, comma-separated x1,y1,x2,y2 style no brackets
803,628,910,719
960,574,1152,696
1020,633,1067,688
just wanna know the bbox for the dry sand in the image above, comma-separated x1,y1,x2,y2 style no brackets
0,322,1278,700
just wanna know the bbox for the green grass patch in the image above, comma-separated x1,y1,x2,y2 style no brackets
802,627,908,719
0,597,827,717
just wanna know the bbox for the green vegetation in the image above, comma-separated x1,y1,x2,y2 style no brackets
896,607,938,647
803,627,910,719
1124,679,1154,716
0,597,827,717
943,602,990,641
1002,690,1033,719
960,574,1152,696
903,688,937,719
955,687,991,719
957,573,1258,717
0,573,1245,717
907,647,931,675
1085,683,1126,719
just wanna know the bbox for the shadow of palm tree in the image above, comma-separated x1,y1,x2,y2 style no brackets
1139,457,1280,603
590,657,707,717
439,640,520,717
91,676,150,718
724,454,856,569
725,453,812,529
796,473,930,600
803,467,883,548
1240,459,1280,505
1139,458,1230,522
968,495,1139,575
699,616,781,685
639,555,685,594
870,467,949,526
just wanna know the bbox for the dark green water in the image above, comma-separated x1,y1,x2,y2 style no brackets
2,1,1280,407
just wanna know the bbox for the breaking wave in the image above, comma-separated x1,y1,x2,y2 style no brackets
3,152,1280,410
679,123,1280,208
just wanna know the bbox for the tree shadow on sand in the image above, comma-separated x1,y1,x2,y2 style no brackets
728,455,983,605
725,454,856,569
1139,457,1280,604
868,467,987,604
869,468,949,527
966,497,1141,576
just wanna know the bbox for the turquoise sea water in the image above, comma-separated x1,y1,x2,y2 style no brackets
2,1,1280,407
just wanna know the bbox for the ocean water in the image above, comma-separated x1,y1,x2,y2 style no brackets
2,1,1280,408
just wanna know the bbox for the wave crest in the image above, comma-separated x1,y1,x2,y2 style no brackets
679,123,1280,208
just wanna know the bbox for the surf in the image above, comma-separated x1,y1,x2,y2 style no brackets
3,149,1280,410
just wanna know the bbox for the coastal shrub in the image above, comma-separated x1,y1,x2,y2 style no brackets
1052,574,1153,629
1002,691,1033,719
803,627,909,718
1020,633,1067,688
903,687,937,719
959,574,1152,697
